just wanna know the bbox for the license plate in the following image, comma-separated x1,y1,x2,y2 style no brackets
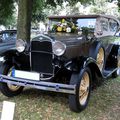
12,70,40,81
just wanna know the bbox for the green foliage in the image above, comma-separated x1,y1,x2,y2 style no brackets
0,0,16,26
32,0,94,22
0,0,95,25
118,0,120,11
32,0,45,22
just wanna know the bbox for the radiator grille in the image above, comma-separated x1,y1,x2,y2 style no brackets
31,40,54,75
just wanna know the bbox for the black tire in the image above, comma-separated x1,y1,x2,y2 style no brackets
112,70,118,78
112,54,119,78
69,67,92,112
89,42,105,72
0,63,24,97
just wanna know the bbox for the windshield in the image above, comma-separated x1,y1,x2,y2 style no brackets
49,18,96,33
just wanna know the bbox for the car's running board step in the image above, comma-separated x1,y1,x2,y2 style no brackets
0,75,76,94
103,68,118,78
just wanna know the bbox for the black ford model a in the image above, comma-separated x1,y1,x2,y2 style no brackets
0,15,120,112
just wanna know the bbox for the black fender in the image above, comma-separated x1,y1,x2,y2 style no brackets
89,41,105,60
0,49,19,64
65,56,102,77
105,44,120,69
0,49,30,70
64,56,103,86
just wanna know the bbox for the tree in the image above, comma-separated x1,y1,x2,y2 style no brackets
17,0,94,42
17,0,33,42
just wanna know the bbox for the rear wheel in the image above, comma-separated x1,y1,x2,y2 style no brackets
0,63,24,97
112,71,118,78
69,67,91,112
89,42,105,72
112,53,120,78
96,47,105,72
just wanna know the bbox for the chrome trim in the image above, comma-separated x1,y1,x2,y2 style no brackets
32,34,53,42
30,34,55,78
0,56,5,62
52,41,66,56
31,50,53,55
0,74,76,94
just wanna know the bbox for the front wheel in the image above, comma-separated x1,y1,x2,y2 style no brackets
0,63,24,97
69,67,91,112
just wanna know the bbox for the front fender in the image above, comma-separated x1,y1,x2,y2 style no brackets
0,49,18,63
0,49,30,70
64,56,102,78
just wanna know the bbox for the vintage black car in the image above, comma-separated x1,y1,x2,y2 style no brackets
0,30,16,54
0,15,120,112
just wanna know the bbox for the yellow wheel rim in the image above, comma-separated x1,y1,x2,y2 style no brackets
79,72,90,105
7,67,20,91
96,48,104,71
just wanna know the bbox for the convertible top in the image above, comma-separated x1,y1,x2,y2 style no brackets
48,14,120,25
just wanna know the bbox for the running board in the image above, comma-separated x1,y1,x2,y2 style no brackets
103,68,118,78
0,75,76,94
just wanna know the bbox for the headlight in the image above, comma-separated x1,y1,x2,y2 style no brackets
53,41,66,56
16,39,26,52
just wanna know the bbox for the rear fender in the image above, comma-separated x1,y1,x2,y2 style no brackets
105,44,120,69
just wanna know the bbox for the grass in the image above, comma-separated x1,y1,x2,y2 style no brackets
0,78,120,120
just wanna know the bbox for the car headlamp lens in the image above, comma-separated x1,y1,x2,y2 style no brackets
16,39,26,52
53,41,66,56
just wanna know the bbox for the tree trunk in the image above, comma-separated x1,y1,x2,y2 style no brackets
17,0,33,43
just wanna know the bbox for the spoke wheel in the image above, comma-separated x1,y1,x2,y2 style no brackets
69,67,91,112
79,72,90,105
0,63,23,97
96,47,105,71
7,67,21,91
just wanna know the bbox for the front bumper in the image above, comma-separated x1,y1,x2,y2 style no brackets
0,74,76,94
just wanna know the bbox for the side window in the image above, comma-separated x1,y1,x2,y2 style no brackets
2,33,8,41
100,19,108,31
109,20,118,32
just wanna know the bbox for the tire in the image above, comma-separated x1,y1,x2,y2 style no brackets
112,53,120,78
0,63,24,97
69,67,91,112
89,42,105,72
112,70,118,78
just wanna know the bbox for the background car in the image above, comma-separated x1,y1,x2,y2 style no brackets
0,30,16,54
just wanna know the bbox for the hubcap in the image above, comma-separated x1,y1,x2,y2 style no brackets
79,72,90,105
7,67,20,91
97,48,104,71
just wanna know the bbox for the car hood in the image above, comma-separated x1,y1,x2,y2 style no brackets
48,33,83,42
